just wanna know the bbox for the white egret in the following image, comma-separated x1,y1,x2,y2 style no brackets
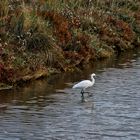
72,73,96,100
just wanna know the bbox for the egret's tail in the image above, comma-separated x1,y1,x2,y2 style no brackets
72,85,76,89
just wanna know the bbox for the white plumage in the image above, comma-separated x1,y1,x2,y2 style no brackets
72,73,96,99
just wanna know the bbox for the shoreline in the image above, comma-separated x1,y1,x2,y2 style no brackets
0,47,139,91
0,0,140,90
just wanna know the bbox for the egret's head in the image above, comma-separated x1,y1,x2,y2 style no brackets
91,73,96,77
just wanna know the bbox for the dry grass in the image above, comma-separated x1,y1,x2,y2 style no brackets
0,0,140,84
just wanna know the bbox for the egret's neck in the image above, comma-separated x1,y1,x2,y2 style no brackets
91,76,95,83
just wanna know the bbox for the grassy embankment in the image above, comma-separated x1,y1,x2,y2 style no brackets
0,0,140,89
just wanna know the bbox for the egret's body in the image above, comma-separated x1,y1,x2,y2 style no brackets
72,73,96,100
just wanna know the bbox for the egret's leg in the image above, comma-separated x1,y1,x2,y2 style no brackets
81,89,84,97
81,89,85,101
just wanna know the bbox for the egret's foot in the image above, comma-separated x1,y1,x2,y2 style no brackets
81,93,85,102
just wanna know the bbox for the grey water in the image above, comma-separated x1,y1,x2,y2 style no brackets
0,49,140,140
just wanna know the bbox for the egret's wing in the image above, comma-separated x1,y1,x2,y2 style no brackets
73,80,91,89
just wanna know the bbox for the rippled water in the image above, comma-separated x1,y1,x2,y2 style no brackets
0,49,140,140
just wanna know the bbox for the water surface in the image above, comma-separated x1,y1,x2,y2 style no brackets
0,49,140,140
